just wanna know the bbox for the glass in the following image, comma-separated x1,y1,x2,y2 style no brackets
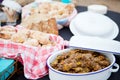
2,7,18,26
6,10,18,26
0,11,7,26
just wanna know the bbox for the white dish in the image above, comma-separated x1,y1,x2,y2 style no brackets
70,14,119,39
69,35,120,54
74,12,114,37
87,4,107,14
47,48,119,80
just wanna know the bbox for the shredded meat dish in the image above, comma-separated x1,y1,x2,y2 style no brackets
50,49,110,73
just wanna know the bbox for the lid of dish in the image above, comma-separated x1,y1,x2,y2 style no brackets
69,35,120,54
70,11,119,39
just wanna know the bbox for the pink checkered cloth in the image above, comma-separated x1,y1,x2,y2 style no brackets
0,32,68,79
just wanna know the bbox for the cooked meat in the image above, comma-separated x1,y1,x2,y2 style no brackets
50,49,110,73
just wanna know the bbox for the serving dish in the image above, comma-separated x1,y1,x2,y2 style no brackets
47,48,119,80
47,35,120,80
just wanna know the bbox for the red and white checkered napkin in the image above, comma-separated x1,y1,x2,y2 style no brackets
0,34,68,79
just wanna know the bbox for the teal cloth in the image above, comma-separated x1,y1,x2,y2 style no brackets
61,0,71,3
0,58,14,80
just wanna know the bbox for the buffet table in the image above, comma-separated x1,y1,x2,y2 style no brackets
39,6,120,80
1,6,120,80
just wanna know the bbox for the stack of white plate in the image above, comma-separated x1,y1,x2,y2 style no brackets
70,11,119,39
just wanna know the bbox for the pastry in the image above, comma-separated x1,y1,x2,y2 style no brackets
0,26,16,32
0,32,12,39
10,29,29,43
21,2,75,34
0,26,16,39
21,15,58,35
29,30,51,45
23,38,39,47
0,26,57,47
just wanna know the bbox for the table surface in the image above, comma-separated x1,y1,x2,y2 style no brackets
6,6,120,80
39,6,120,80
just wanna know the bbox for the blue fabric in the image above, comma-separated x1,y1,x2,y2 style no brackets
61,0,71,3
0,58,14,72
0,58,14,80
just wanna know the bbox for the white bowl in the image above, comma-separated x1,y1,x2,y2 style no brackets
87,4,108,14
56,8,77,26
47,48,119,80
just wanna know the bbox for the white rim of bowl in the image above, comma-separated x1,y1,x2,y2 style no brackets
47,49,115,76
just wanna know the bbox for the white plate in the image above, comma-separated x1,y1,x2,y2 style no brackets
70,17,119,39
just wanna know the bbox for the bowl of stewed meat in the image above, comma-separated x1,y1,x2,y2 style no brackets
47,48,119,80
